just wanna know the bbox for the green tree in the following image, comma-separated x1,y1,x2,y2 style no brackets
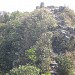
0,25,17,75
56,55,74,75
0,11,9,23
0,24,24,74
21,8,57,50
35,32,53,73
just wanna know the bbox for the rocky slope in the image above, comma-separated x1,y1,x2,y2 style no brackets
36,2,75,53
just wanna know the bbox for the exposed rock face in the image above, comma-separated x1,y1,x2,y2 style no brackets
47,5,75,53
36,2,75,53
52,29,75,53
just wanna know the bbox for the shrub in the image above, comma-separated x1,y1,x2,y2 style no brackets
8,65,40,75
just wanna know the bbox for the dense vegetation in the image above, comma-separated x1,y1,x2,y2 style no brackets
0,2,75,75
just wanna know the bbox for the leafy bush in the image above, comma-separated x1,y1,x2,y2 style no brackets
25,48,37,64
8,65,40,75
41,71,51,75
56,55,74,75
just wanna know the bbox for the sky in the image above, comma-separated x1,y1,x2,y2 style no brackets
0,0,75,12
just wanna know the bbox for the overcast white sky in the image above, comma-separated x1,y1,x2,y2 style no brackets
0,0,75,12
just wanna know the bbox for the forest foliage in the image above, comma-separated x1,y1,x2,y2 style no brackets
0,2,75,75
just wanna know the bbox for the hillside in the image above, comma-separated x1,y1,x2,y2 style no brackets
0,2,75,75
